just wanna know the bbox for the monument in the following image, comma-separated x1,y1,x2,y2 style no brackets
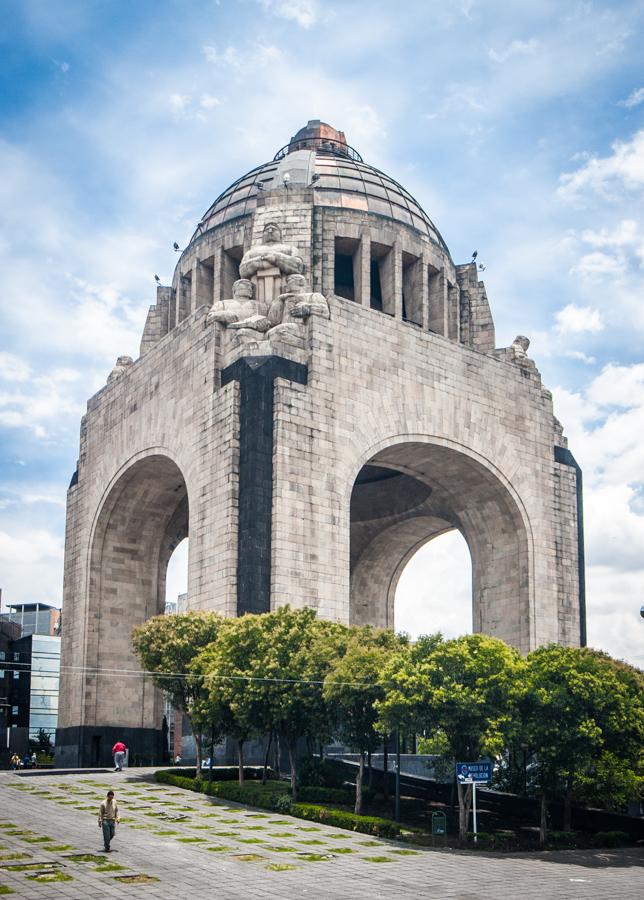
55,120,585,766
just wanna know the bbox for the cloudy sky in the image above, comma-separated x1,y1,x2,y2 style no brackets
1,0,643,667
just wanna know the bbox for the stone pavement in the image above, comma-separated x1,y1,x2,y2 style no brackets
0,769,642,899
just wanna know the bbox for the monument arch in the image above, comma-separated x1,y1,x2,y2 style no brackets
56,120,585,765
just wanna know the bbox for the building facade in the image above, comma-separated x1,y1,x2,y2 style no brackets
55,121,585,767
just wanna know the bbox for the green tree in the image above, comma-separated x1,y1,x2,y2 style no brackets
324,628,406,813
132,611,224,768
378,633,524,843
192,613,271,785
524,645,644,842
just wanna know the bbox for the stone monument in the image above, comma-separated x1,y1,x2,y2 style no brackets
55,120,585,766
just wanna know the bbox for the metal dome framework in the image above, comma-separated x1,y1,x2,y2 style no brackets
192,148,450,254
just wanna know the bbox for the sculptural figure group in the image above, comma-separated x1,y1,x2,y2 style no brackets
207,221,329,349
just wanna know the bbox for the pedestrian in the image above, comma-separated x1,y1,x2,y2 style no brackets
112,740,127,771
10,753,19,770
174,754,182,766
98,790,120,852
31,751,37,768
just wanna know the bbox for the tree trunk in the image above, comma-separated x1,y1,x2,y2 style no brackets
208,725,215,783
355,751,365,815
456,779,472,845
563,776,573,832
237,739,245,787
275,733,281,779
539,793,548,846
383,740,389,801
288,739,298,801
367,749,372,788
193,729,203,774
262,732,273,785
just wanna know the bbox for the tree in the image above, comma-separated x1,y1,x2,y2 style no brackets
132,611,224,769
524,645,644,842
192,614,271,785
257,606,349,800
324,628,406,813
378,633,524,843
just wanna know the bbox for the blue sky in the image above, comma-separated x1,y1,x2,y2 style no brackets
1,0,644,666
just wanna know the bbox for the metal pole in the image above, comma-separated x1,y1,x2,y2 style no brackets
472,780,477,845
394,728,401,822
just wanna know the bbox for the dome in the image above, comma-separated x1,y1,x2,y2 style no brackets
193,120,449,254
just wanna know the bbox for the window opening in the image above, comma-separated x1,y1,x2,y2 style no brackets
221,245,243,300
334,236,360,301
370,242,393,315
402,252,422,326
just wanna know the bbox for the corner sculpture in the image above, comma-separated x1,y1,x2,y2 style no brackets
55,119,585,768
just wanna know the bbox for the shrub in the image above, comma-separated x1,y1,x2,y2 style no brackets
547,831,580,848
592,830,630,848
298,757,346,789
290,803,401,838
154,770,401,838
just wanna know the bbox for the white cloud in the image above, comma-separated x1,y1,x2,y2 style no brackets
563,350,596,365
200,93,221,110
555,303,603,334
0,528,64,606
618,86,644,108
559,129,644,199
0,353,31,383
257,0,319,29
571,250,626,278
168,93,191,113
488,38,539,64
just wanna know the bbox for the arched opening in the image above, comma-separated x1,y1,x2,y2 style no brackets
165,537,189,613
82,454,189,759
349,441,532,653
395,530,472,639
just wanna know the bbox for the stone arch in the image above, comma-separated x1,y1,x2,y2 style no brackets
81,452,189,760
348,437,534,653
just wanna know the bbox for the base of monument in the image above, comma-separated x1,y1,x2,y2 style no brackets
54,725,167,769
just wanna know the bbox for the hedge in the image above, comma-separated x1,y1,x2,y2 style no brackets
154,770,401,838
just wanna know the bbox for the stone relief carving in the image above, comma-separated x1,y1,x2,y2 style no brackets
239,222,304,280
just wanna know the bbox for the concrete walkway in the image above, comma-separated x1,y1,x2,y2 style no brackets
0,769,642,899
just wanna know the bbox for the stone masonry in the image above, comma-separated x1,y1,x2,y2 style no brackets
56,121,584,766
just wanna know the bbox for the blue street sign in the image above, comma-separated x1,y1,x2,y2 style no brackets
456,761,491,783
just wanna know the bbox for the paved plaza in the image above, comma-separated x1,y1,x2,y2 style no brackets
0,769,642,899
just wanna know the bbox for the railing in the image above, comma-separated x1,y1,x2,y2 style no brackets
274,138,363,162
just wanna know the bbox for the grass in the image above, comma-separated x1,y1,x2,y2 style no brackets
176,837,206,843
0,853,31,861
232,854,265,862
23,836,53,844
0,862,55,872
326,834,351,840
0,886,14,894
263,845,296,853
26,871,74,883
330,847,355,854
364,856,394,863
152,830,177,836
268,820,290,825
64,853,105,863
297,839,324,845
269,832,295,839
114,874,159,884
266,863,296,871
358,840,382,847
0,827,17,831
390,849,420,855
238,837,262,844
44,845,74,852
297,853,333,862
211,831,236,837
298,826,321,832
93,862,126,872
205,846,230,852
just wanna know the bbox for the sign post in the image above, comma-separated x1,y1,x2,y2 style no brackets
456,761,491,845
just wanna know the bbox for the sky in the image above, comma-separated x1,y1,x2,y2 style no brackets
1,0,644,667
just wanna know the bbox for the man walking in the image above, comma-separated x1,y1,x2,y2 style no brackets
112,740,127,771
98,790,120,852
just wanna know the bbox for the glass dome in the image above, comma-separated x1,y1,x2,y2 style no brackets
192,125,449,254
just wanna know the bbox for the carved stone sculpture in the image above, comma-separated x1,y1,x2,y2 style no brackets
268,273,330,326
239,223,304,280
206,279,270,332
107,355,133,383
511,335,530,360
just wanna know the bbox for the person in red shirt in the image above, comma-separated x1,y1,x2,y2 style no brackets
112,741,127,771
